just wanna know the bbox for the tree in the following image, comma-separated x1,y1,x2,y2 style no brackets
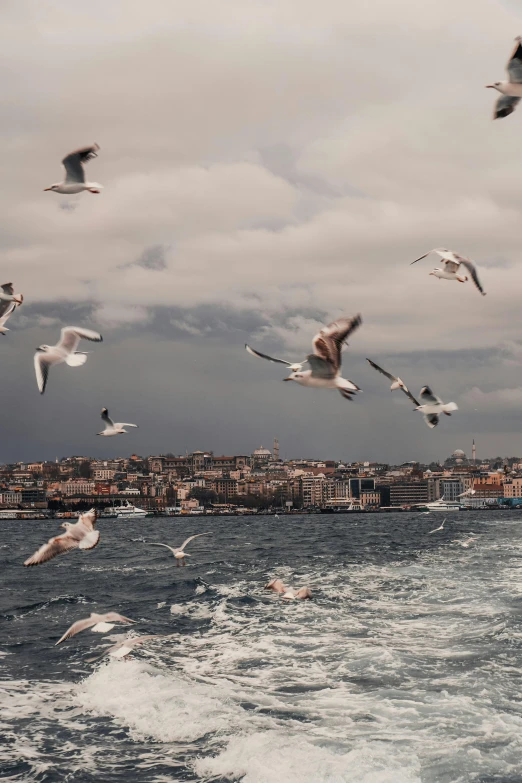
78,461,92,479
188,487,217,506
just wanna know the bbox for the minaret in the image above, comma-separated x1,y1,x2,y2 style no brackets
273,438,280,461
472,439,476,466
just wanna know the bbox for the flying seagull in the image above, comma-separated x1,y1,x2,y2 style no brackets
87,635,163,663
149,532,212,566
98,408,138,437
24,509,100,566
245,344,307,373
366,359,420,406
411,249,486,296
0,282,23,307
428,518,447,535
44,143,102,194
415,386,458,429
487,37,522,119
34,326,103,394
56,612,136,645
281,315,362,400
0,301,21,335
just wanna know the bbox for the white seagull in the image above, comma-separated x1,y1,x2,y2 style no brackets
87,635,163,663
24,509,100,566
282,587,313,600
0,301,19,335
245,344,307,373
282,315,362,400
265,578,287,594
487,37,522,119
415,386,458,429
34,326,103,394
428,518,447,535
44,143,102,194
98,408,138,437
56,612,136,645
149,532,212,566
411,249,486,296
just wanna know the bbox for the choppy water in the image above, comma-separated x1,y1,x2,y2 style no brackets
2,512,522,782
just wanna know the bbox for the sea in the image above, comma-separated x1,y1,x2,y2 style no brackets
2,511,522,783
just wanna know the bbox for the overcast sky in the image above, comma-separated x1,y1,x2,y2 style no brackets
2,0,522,465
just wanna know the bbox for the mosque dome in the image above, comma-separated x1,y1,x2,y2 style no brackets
253,446,272,457
453,449,465,458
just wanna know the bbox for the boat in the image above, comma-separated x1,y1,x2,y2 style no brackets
0,509,48,519
416,497,462,512
111,501,150,518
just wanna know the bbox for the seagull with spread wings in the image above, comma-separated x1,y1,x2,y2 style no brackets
280,315,362,400
487,36,522,119
56,612,136,645
97,408,138,437
366,359,420,404
411,249,486,296
24,509,100,566
245,344,307,373
87,635,163,663
428,518,446,535
34,326,103,394
149,532,212,566
44,143,102,194
415,386,458,429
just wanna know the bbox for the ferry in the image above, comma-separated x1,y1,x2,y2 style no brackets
416,497,462,512
0,509,47,519
111,501,150,518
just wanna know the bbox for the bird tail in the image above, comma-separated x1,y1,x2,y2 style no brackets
66,353,88,367
442,402,458,414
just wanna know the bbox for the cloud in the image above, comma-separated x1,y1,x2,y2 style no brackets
462,386,522,410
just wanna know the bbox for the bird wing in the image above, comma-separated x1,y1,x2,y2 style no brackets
149,542,178,556
78,530,100,550
312,315,362,373
423,413,439,429
493,94,520,120
0,300,17,325
62,143,100,183
0,282,14,296
245,344,293,366
179,532,212,551
507,37,522,83
127,634,162,648
34,352,60,395
105,613,136,624
456,257,486,295
295,587,312,599
419,386,440,404
24,531,79,566
366,358,398,383
101,408,115,427
400,386,420,407
58,327,103,353
56,616,97,645
444,259,460,274
79,509,97,530
117,423,138,429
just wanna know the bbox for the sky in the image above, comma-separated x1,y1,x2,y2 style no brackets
2,0,522,465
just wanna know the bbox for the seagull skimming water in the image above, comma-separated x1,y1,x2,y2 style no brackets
24,509,100,566
34,326,103,394
149,532,212,566
428,518,447,535
56,612,136,645
487,37,522,119
44,143,102,194
87,635,163,663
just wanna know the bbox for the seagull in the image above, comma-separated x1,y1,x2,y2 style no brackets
0,301,22,335
453,537,476,548
24,509,100,566
265,578,287,594
56,612,136,645
44,143,102,194
97,408,138,437
428,518,446,535
245,344,307,373
411,249,486,296
366,358,421,405
0,282,23,307
487,37,522,119
149,532,212,566
87,635,163,663
415,386,458,429
282,315,362,400
34,326,103,394
282,587,313,600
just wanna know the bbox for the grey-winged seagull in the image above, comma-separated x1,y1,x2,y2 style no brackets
411,249,486,296
34,326,103,394
415,386,458,429
44,143,102,194
24,509,100,566
366,359,420,403
279,315,362,400
56,612,136,645
149,532,212,566
487,37,522,119
245,344,307,373
98,408,138,437
87,635,163,662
